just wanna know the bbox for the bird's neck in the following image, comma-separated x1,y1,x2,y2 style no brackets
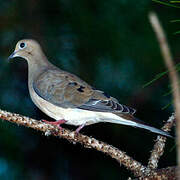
27,55,55,87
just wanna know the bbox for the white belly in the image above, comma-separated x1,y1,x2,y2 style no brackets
29,87,122,126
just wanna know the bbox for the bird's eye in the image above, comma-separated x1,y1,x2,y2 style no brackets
19,42,26,49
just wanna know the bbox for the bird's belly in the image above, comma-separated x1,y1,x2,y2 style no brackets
30,88,101,126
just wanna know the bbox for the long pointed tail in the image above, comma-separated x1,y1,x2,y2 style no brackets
105,116,172,138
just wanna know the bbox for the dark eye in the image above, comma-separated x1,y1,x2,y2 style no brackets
19,42,26,49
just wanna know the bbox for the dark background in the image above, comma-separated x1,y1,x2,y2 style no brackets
0,0,178,179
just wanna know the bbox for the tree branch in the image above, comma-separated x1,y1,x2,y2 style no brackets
0,108,149,177
149,12,180,171
139,166,177,180
148,113,175,169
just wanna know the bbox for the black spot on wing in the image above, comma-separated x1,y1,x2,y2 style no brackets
77,86,85,92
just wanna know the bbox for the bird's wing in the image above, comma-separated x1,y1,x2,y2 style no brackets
33,69,136,114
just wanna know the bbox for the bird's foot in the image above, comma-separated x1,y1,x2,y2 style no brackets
42,119,67,130
75,123,86,133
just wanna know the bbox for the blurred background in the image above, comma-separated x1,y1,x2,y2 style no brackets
0,0,178,179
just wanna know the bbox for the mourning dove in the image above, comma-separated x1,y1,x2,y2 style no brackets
8,39,171,137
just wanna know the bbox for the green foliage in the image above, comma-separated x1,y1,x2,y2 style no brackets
143,62,180,88
142,0,180,111
153,0,180,8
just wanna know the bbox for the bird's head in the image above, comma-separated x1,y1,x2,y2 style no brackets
8,39,44,62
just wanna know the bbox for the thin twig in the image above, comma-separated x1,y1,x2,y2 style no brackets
0,108,150,177
149,12,180,170
148,114,175,169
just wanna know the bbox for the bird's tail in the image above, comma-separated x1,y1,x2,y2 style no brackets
105,116,172,138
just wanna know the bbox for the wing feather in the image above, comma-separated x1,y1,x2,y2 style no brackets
33,69,136,115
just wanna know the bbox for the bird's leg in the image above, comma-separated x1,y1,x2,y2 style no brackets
75,123,86,133
42,119,67,129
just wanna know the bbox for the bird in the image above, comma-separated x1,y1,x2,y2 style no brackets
8,39,172,137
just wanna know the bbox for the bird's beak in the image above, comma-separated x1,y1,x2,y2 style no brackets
8,50,19,60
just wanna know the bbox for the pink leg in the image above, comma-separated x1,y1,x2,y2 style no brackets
75,123,86,133
42,119,67,129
